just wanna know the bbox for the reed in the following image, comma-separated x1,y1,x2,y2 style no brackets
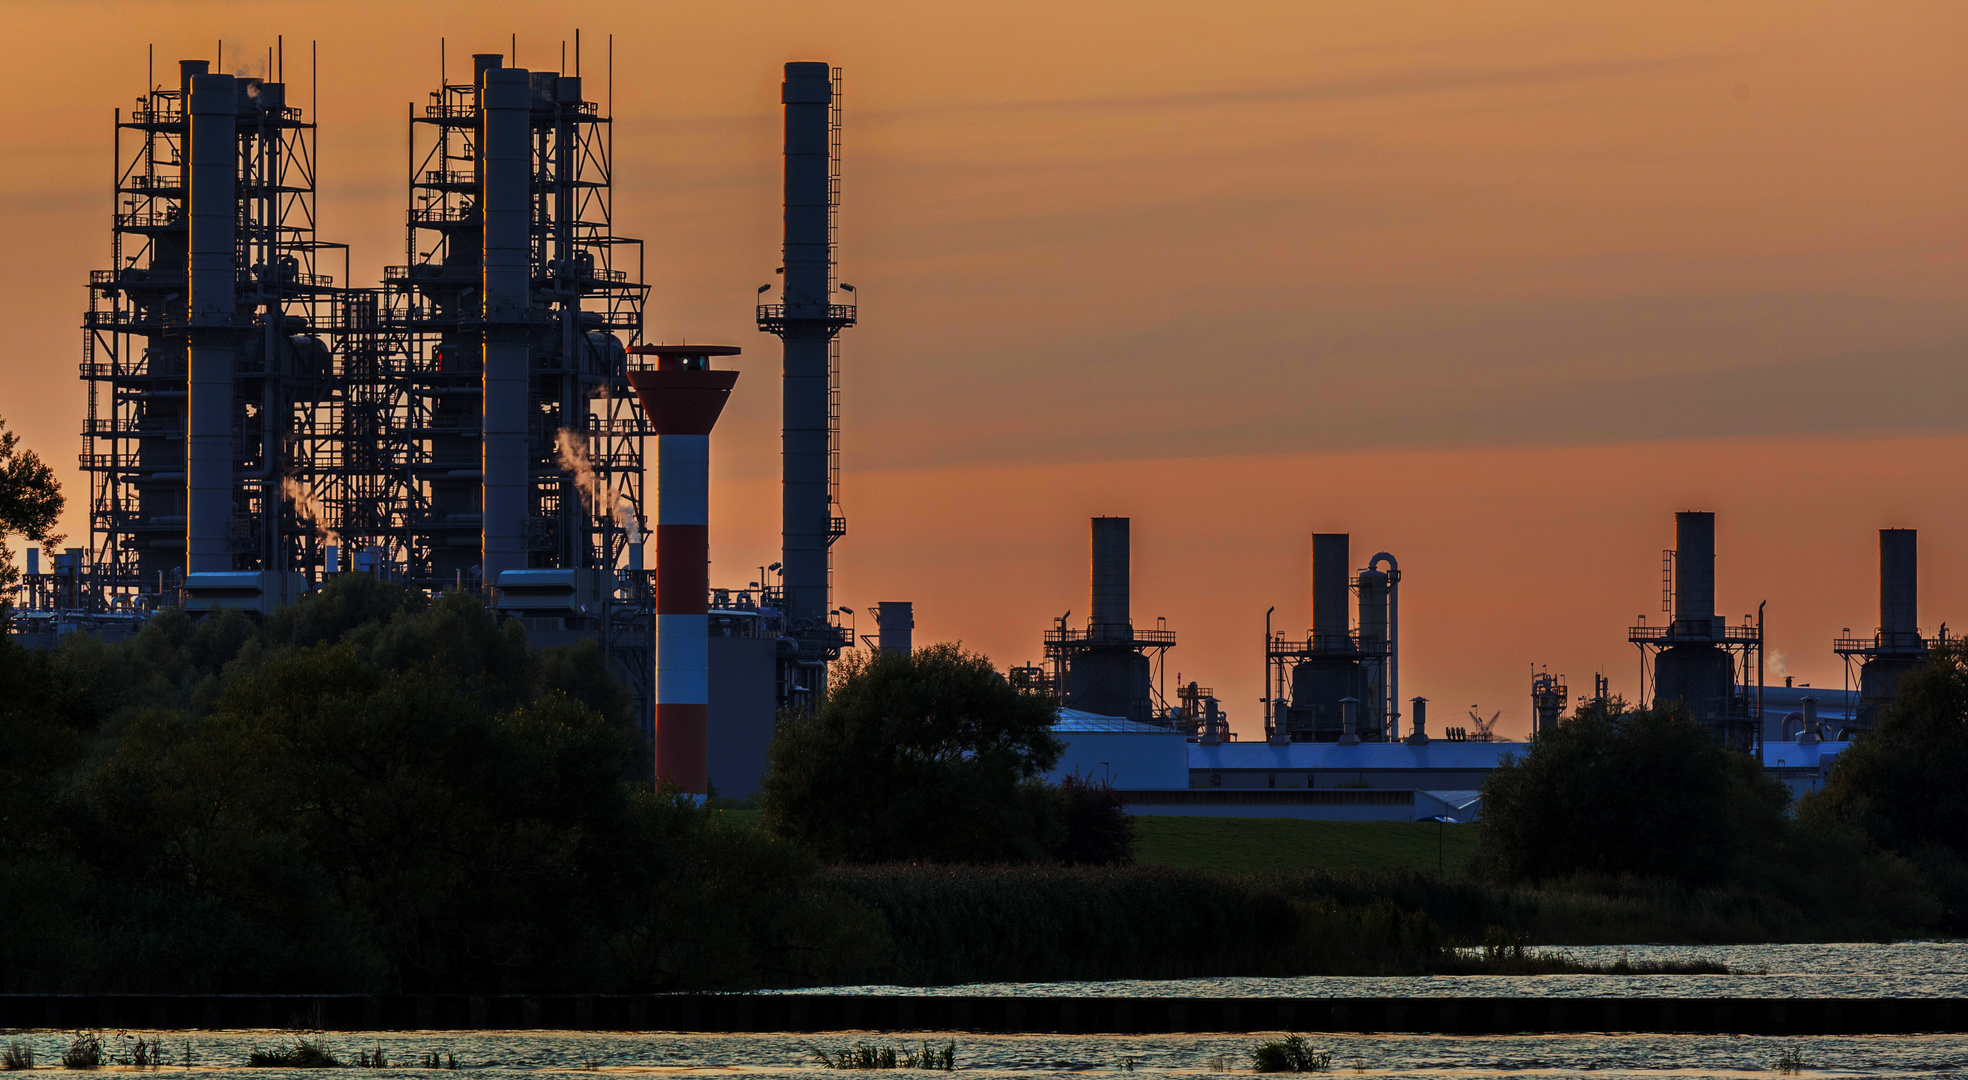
813,1041,956,1070
248,1039,340,1068
1250,1036,1331,1073
1,1041,33,1071
61,1033,102,1070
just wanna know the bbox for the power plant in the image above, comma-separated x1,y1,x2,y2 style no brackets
12,42,1950,812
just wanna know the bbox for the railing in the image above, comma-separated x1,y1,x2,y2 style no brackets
410,205,474,224
115,210,182,230
1046,626,1179,647
1627,622,1763,644
421,169,474,186
755,302,858,331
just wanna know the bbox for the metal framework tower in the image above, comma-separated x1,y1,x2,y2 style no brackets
1834,528,1929,731
1044,517,1177,725
1268,534,1399,742
758,62,855,711
371,49,649,589
83,55,358,609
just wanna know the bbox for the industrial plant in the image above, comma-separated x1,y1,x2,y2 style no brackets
7,42,1949,816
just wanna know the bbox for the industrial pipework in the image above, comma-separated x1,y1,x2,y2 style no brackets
1363,551,1400,738
626,345,742,794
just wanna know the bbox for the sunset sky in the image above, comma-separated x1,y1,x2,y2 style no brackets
3,1,1965,739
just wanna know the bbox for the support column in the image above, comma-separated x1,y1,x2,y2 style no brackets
480,65,531,582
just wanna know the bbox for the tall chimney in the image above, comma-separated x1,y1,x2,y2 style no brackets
479,65,531,582
626,345,742,795
1090,517,1130,635
1312,533,1350,645
185,72,237,574
1405,697,1429,744
1674,511,1715,634
1881,528,1918,648
778,61,834,632
877,601,914,654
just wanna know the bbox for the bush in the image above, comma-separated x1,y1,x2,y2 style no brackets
1473,698,1789,886
1056,771,1136,866
1251,1036,1331,1073
763,644,1066,864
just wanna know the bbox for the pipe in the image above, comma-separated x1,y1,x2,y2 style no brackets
876,601,914,654
1369,551,1400,738
625,345,742,794
1090,516,1130,636
480,66,531,582
1311,533,1349,647
186,73,238,574
1800,695,1820,745
1407,696,1429,744
1881,528,1918,648
779,61,833,631
1674,511,1715,635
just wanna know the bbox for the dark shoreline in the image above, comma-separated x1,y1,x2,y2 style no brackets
0,993,1957,1035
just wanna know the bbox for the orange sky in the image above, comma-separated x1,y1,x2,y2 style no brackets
2,1,1965,738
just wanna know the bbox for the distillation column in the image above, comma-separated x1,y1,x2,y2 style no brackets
480,66,531,582
185,73,238,573
626,345,741,794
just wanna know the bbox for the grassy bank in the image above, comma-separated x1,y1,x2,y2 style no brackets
1133,817,1480,877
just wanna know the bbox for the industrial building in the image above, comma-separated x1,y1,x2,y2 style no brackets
11,45,1943,811
25,46,867,796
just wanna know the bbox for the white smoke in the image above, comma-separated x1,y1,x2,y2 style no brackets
555,428,642,547
1769,648,1791,680
280,477,342,548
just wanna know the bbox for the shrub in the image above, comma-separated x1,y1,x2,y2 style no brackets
1251,1036,1331,1073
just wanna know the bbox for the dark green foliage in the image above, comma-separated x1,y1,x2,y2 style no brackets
1810,643,1968,918
764,643,1067,863
822,864,1448,984
1474,698,1790,886
1056,771,1137,866
248,1039,339,1068
0,416,63,604
1251,1036,1331,1073
0,578,883,994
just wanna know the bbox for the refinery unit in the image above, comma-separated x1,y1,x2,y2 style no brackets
7,44,1949,816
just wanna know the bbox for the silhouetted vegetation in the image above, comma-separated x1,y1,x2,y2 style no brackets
1809,642,1968,925
0,416,63,608
763,643,1074,864
1473,695,1942,937
0,574,877,993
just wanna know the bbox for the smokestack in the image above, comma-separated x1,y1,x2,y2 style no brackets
626,345,742,795
1090,516,1130,634
778,61,834,631
479,66,531,582
877,601,914,654
1312,533,1350,644
185,72,237,574
1881,528,1917,647
1405,697,1429,744
1674,511,1715,634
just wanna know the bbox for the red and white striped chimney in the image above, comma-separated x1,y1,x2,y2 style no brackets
626,344,741,794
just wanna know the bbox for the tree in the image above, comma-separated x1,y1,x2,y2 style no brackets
1809,643,1968,912
1472,697,1789,886
0,417,62,607
763,643,1067,864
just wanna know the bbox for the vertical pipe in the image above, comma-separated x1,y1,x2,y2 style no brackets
186,73,237,574
1880,528,1917,647
1311,533,1350,645
480,66,530,582
1409,697,1428,743
1369,552,1401,740
780,61,832,630
1090,516,1130,635
1674,511,1715,634
877,601,914,654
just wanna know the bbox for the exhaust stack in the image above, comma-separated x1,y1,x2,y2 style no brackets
1881,529,1918,649
479,63,531,582
1091,516,1130,637
185,72,237,573
1674,511,1715,635
1311,533,1350,646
